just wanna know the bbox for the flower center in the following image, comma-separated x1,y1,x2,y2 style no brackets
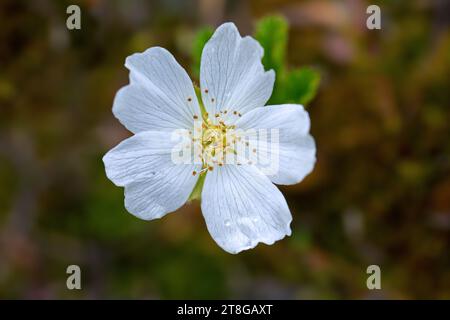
190,111,245,177
201,118,233,169
189,87,248,177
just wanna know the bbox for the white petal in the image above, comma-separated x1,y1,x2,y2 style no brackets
200,22,274,124
235,104,316,185
103,131,200,220
113,47,200,133
201,165,292,254
124,165,198,220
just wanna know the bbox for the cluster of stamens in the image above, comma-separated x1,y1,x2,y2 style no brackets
190,112,238,176
184,91,257,177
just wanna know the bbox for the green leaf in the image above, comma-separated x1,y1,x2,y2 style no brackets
284,67,320,105
191,27,214,78
254,15,288,75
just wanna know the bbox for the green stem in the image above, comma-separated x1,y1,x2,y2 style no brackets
188,171,206,201
188,83,208,201
194,84,208,121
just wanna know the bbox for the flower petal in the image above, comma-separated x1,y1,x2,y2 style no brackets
235,104,316,185
124,165,198,220
103,131,200,220
200,22,274,124
201,165,292,254
113,47,200,133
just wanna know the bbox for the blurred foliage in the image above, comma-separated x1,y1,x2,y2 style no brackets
0,0,449,300
191,26,214,79
254,16,320,106
192,15,321,106
254,15,288,76
284,67,320,105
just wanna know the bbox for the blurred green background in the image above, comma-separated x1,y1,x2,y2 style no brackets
0,0,449,299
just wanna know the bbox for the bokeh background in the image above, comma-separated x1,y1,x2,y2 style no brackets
1,0,449,299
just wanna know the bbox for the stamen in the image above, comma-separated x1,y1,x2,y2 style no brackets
194,109,241,171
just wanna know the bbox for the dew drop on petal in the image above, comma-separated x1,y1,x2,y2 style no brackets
224,219,231,227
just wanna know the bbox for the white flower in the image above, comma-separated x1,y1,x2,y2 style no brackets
103,22,316,254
